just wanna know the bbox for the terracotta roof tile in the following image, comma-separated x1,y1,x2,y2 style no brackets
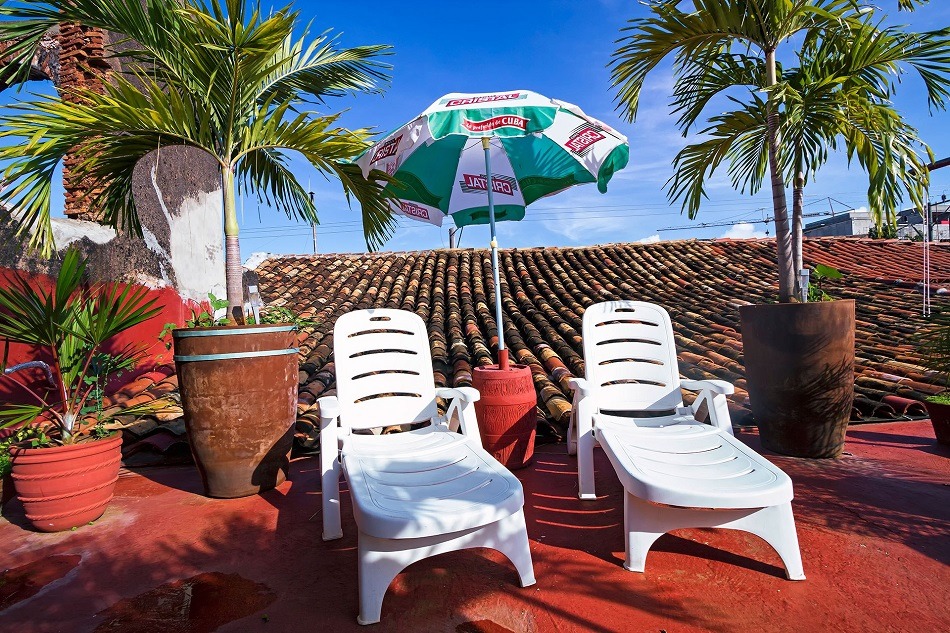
253,237,950,442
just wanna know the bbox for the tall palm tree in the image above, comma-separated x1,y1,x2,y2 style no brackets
663,16,945,278
610,0,949,302
0,0,395,318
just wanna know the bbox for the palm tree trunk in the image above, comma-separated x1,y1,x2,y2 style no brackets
222,167,244,323
765,49,795,303
792,168,805,298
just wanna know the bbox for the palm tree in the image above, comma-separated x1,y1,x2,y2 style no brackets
610,0,950,302
663,16,944,278
0,0,395,319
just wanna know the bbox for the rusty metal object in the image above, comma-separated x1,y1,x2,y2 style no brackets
173,325,297,498
473,364,537,469
740,300,855,458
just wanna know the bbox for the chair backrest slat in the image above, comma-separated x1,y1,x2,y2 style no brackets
582,301,683,412
333,309,438,431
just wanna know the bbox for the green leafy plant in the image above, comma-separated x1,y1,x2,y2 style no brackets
0,426,51,477
868,224,899,239
158,293,230,348
160,293,318,348
0,248,162,444
807,263,844,303
249,306,319,328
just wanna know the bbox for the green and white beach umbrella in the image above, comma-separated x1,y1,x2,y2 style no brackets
355,90,629,367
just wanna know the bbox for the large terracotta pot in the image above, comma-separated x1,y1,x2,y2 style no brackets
173,324,298,498
739,300,855,458
923,399,950,446
472,364,537,469
9,433,122,532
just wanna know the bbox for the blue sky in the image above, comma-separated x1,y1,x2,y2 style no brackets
7,1,950,257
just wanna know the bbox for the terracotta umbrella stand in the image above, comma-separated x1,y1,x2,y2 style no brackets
472,350,538,470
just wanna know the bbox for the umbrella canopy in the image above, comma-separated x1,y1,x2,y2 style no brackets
356,90,629,227
355,90,629,368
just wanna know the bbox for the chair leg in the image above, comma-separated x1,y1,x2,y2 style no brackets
577,429,597,500
357,536,408,626
621,493,805,580
321,453,343,541
567,413,577,456
622,493,668,572
733,502,806,580
493,509,536,587
355,512,537,625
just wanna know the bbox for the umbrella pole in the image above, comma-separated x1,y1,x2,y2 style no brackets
481,137,509,370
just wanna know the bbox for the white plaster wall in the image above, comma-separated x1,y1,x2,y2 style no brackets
51,217,117,246
145,160,226,302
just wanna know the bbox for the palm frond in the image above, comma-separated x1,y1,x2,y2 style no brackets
236,147,316,224
257,30,392,106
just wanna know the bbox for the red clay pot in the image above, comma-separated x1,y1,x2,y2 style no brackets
740,300,855,458
472,364,537,469
9,433,122,532
173,325,298,498
923,399,950,445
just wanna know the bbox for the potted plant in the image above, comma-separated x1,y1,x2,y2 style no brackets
915,317,950,445
0,248,160,531
0,1,393,497
609,1,949,457
739,265,855,458
161,294,318,498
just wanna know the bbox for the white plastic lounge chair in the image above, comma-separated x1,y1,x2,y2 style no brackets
568,301,805,580
319,308,536,625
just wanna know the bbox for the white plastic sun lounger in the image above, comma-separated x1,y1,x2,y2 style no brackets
319,309,536,624
568,301,805,580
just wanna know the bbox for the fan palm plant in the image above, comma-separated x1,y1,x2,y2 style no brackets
0,0,395,318
610,0,950,302
0,247,161,444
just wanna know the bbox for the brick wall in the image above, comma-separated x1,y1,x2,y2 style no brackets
57,23,112,221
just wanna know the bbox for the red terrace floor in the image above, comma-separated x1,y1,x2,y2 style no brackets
2,422,948,633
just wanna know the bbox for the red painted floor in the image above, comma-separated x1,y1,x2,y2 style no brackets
2,421,948,633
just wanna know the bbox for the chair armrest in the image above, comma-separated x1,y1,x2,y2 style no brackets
568,377,591,396
681,379,734,395
435,386,480,404
436,387,482,447
680,382,735,436
318,395,341,422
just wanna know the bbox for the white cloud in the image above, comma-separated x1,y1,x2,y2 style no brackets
541,215,620,241
719,222,767,239
638,234,661,244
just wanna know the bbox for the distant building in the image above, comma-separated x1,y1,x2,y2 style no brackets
896,201,950,241
803,209,872,237
803,202,950,240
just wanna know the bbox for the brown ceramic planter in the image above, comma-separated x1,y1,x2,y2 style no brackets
472,364,537,469
9,433,122,532
173,325,298,498
740,300,855,458
923,399,950,445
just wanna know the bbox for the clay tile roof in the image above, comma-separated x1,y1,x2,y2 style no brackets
254,237,950,442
